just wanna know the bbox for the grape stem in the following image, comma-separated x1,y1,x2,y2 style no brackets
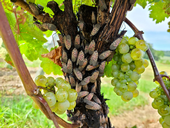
0,2,79,128
124,18,170,102
37,86,55,93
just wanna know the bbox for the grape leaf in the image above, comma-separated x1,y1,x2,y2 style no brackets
149,1,169,23
136,0,147,9
104,61,114,78
163,0,170,16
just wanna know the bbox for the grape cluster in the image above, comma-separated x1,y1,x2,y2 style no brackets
149,71,170,128
111,37,149,101
33,75,78,114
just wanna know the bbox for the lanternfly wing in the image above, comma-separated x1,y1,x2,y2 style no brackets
88,40,96,55
74,34,80,49
90,24,100,36
67,59,72,74
99,50,112,60
64,35,72,50
90,51,98,66
110,38,122,50
73,68,83,81
71,48,78,62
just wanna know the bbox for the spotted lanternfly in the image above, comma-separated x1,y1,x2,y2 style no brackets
58,34,64,46
91,81,97,93
78,21,84,31
99,50,112,60
29,3,39,16
83,84,88,91
62,62,67,73
90,70,99,83
90,24,100,36
42,23,57,31
69,75,76,87
78,91,89,98
78,58,87,71
34,22,47,31
84,99,101,110
76,82,82,92
110,38,122,50
88,40,96,55
64,35,72,50
99,115,105,124
84,93,94,101
62,50,67,63
90,51,98,66
77,50,84,66
73,68,83,81
74,34,80,49
99,61,106,74
71,48,78,62
80,76,91,86
99,0,107,11
86,65,99,71
67,59,72,74
104,123,107,128
93,94,101,105
106,51,114,62
92,11,96,24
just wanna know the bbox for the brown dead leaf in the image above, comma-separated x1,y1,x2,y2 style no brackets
41,46,62,67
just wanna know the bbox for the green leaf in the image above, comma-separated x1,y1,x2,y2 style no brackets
136,0,147,9
104,61,114,77
163,0,170,16
149,1,169,23
40,58,62,75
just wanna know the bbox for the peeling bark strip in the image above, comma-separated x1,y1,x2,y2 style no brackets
9,0,133,128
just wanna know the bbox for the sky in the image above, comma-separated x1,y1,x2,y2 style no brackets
125,4,170,51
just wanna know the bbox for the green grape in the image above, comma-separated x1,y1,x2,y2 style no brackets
113,54,119,61
114,87,123,96
111,64,120,71
124,74,130,79
118,72,124,79
43,92,56,107
162,121,170,128
115,82,121,88
111,78,119,86
58,81,71,91
122,91,133,101
68,101,76,110
50,103,58,112
121,53,132,63
55,109,66,115
160,95,169,102
134,65,145,74
129,62,136,70
160,71,168,76
120,79,127,84
158,105,170,116
120,38,128,44
130,71,141,81
152,101,159,109
135,40,148,51
121,96,129,102
35,75,47,87
131,48,144,60
164,115,170,126
55,89,68,102
119,84,128,92
121,63,130,72
128,37,138,45
56,77,65,87
134,59,144,67
143,59,149,68
153,97,164,107
127,81,137,92
126,70,133,76
67,89,78,102
57,100,70,112
112,70,119,78
46,76,55,87
159,117,164,124
118,43,129,54
132,89,139,97
149,89,159,98
32,101,39,109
